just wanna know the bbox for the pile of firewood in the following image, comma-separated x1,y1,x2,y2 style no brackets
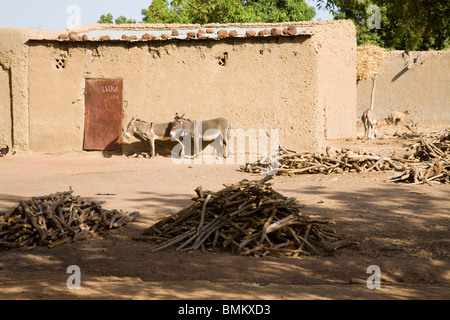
240,148,409,176
240,129,450,185
410,129,450,161
388,129,450,184
387,160,449,184
138,176,349,257
0,189,139,249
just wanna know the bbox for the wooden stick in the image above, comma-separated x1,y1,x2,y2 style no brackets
20,201,47,244
150,228,197,252
367,151,389,172
197,194,211,236
259,208,277,244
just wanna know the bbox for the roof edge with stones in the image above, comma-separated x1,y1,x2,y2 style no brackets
26,21,346,42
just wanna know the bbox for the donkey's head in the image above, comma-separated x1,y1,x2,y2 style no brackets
125,116,138,139
170,113,190,139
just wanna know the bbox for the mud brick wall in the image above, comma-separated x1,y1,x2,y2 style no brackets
357,50,450,125
0,21,356,153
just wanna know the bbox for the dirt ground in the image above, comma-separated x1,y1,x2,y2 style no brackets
0,124,449,300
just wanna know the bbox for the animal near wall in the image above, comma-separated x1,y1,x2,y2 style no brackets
357,50,450,124
0,21,356,153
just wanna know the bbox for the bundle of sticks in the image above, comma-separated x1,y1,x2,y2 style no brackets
0,189,139,249
409,129,450,161
388,129,450,184
138,176,349,257
240,148,409,176
241,129,450,184
387,160,449,184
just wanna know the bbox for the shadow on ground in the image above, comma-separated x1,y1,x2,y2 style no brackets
1,178,449,299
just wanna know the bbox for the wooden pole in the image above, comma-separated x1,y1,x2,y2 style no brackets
370,75,377,110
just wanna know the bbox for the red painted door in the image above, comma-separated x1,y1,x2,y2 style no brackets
84,79,123,151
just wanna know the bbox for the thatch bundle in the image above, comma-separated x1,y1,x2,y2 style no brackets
357,45,384,81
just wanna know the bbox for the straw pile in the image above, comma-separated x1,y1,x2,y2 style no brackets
357,45,384,81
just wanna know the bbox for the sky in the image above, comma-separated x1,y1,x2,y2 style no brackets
0,0,333,31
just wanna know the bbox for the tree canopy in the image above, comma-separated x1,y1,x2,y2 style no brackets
98,13,136,24
99,0,315,25
316,0,449,51
98,0,449,51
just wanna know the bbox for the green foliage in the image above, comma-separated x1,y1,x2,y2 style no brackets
98,13,114,24
249,0,315,23
317,0,450,51
98,1,448,51
141,0,187,23
115,16,137,24
98,13,137,24
101,0,315,26
173,0,253,24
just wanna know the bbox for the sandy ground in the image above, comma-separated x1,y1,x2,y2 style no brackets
0,125,449,300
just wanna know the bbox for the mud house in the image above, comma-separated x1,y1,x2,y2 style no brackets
0,21,356,154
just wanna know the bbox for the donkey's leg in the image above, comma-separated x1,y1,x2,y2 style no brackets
205,132,224,159
150,138,156,158
221,130,228,158
363,122,368,140
178,138,185,158
370,124,376,140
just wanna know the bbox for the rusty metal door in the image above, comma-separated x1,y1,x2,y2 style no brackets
84,79,123,151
